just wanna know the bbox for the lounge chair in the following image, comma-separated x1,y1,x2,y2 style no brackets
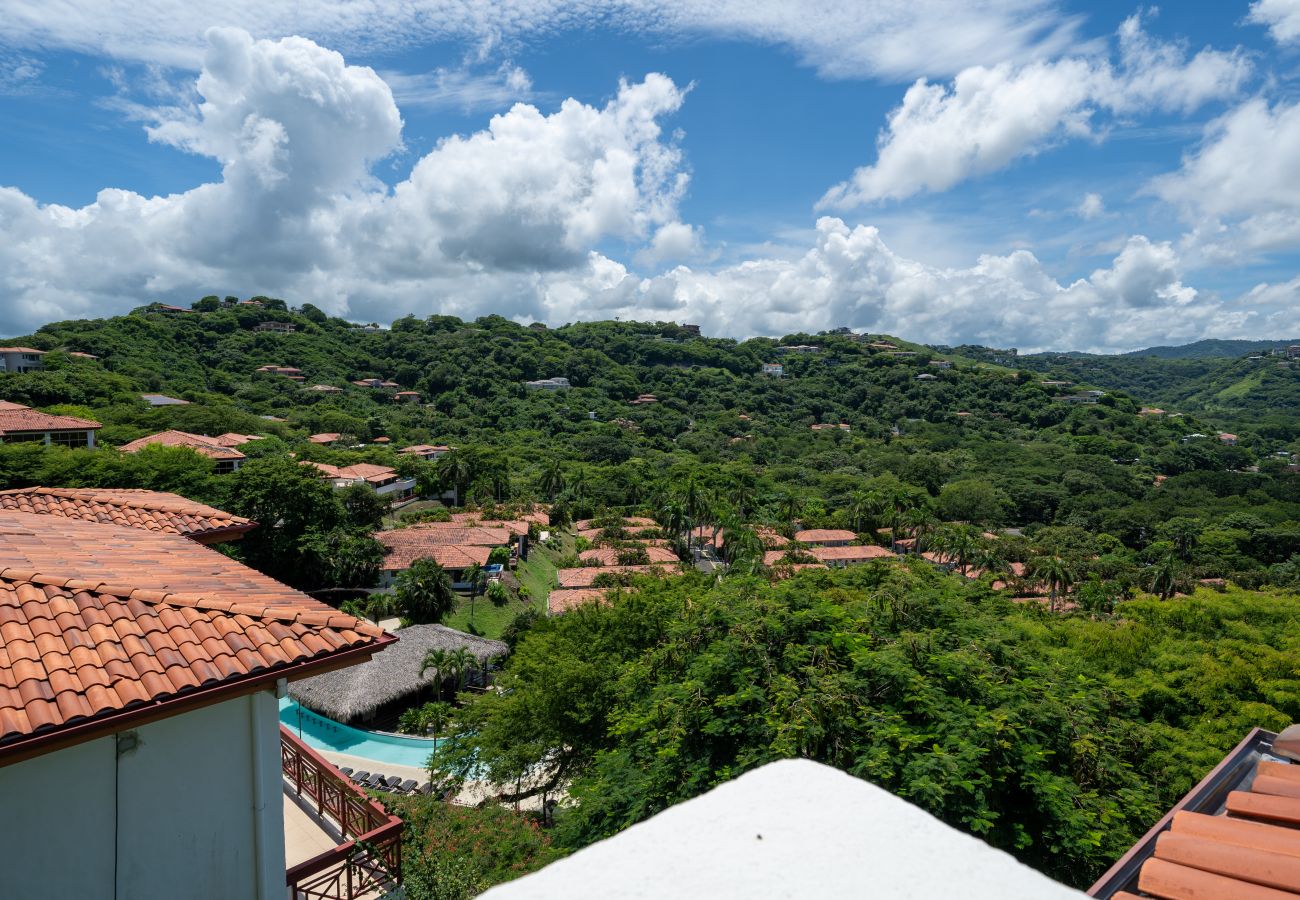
419,782,434,795
364,773,386,788
339,767,354,777
396,779,418,794
352,770,371,784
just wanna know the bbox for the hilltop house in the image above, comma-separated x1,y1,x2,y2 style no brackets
118,430,251,474
399,444,451,461
0,511,394,900
0,401,100,448
525,377,571,391
0,347,46,373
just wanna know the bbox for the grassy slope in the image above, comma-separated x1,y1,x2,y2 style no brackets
442,534,568,638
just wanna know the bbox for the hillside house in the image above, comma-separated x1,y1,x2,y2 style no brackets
629,394,658,405
810,423,850,432
916,373,938,381
929,360,953,369
0,347,46,373
307,462,415,501
118,430,247,473
0,511,394,900
352,378,385,389
525,377,571,391
141,393,190,407
0,401,100,448
399,444,450,461
775,344,821,354
374,531,491,587
254,365,304,381
306,383,343,393
794,528,857,547
761,363,785,376
1218,432,1239,445
811,545,897,567
308,432,342,444
393,391,421,402
251,321,295,333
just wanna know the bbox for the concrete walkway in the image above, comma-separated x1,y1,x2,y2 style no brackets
284,787,344,867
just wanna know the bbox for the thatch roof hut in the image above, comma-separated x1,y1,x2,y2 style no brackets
289,624,508,723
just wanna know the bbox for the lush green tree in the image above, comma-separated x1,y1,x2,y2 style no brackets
398,559,458,624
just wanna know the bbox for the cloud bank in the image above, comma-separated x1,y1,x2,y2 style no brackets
0,27,1292,354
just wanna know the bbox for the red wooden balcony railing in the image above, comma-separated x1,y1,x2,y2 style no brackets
281,726,403,900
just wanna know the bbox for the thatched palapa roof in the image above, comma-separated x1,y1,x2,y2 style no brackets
289,624,507,722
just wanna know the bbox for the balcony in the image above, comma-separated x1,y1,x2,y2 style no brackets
281,726,403,900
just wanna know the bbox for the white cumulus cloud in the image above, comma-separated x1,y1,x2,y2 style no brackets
1248,0,1300,44
0,0,1076,81
1152,98,1300,260
820,15,1250,207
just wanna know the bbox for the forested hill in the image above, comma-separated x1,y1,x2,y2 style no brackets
2,297,1298,552
1020,349,1300,427
1125,338,1300,359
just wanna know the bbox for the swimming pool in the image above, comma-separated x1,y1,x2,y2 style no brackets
278,697,440,769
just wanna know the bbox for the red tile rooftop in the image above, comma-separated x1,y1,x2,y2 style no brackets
556,565,675,588
0,403,101,435
118,430,245,461
0,488,255,544
0,511,386,754
547,588,610,615
1091,726,1300,900
308,433,341,444
377,524,511,546
794,529,858,544
578,546,679,566
811,545,896,562
375,532,491,571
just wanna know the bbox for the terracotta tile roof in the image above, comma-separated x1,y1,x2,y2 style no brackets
794,529,858,544
763,550,826,568
577,526,662,542
0,488,255,544
447,511,548,534
0,403,101,436
579,546,679,566
811,545,897,562
556,565,675,588
0,511,386,752
0,347,45,354
308,461,398,484
118,430,245,461
308,433,342,444
376,524,511,547
1090,726,1300,899
399,444,451,454
376,532,491,572
547,588,610,615
212,433,259,447
572,517,658,530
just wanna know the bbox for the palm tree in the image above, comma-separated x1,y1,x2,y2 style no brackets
448,647,477,692
729,472,757,520
846,490,873,534
539,458,566,501
363,592,400,623
396,558,457,624
463,562,485,623
658,497,689,542
903,507,937,554
419,648,452,700
932,524,981,575
1029,555,1077,613
779,492,803,529
435,450,474,506
1146,551,1182,601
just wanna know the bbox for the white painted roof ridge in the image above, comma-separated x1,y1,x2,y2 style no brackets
480,758,1084,899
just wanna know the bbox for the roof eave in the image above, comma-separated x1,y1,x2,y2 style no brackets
0,631,397,769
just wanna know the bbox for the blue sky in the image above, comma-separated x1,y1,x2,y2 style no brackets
1,0,1298,351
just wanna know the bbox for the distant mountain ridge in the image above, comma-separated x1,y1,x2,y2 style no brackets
1123,339,1300,360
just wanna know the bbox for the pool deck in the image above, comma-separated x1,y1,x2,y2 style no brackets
311,746,544,809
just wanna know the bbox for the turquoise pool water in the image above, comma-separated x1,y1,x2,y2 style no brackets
279,697,439,769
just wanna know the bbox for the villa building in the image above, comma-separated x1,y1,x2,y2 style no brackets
0,347,46,373
0,511,395,900
0,400,101,448
118,430,249,474
307,462,416,501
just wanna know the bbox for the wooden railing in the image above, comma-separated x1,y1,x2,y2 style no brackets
282,726,403,900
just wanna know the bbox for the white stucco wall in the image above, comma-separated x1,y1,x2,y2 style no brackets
0,689,286,900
